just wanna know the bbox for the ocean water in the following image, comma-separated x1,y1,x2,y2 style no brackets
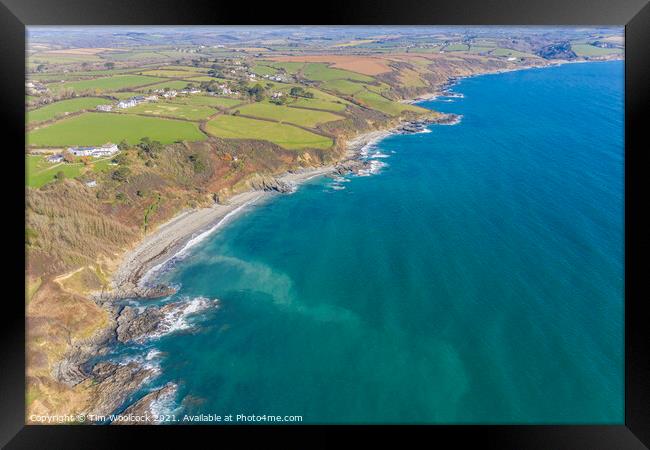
115,61,624,424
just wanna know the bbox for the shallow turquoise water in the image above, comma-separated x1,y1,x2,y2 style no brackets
120,61,624,424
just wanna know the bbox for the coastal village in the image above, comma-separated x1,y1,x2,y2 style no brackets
24,27,624,424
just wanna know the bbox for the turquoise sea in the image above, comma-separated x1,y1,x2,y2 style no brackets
113,60,624,424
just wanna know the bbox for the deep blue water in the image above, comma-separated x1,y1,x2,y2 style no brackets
117,60,624,424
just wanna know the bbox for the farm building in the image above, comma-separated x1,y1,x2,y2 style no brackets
46,154,64,163
68,143,119,158
96,104,113,112
162,90,177,98
117,99,137,109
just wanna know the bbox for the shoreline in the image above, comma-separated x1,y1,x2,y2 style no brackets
106,56,624,297
72,57,619,421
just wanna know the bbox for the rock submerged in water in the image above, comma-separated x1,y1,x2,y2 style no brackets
334,159,373,176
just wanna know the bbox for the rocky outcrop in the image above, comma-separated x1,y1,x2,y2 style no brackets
248,175,295,193
116,306,166,343
113,383,177,425
334,159,373,176
87,361,157,418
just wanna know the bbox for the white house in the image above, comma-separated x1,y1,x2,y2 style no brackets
96,104,113,112
68,143,119,158
162,90,177,98
46,154,64,163
117,99,137,109
271,92,283,99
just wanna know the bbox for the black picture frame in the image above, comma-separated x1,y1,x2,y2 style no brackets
3,0,648,448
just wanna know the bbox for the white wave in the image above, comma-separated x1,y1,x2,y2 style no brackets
370,152,390,158
148,383,179,418
356,160,388,177
145,349,162,361
150,296,217,339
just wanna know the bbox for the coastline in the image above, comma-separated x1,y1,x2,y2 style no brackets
60,56,622,422
107,133,383,298
103,56,623,298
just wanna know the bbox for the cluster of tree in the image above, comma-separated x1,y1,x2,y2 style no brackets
137,137,164,159
188,153,206,173
111,166,131,182
289,86,314,98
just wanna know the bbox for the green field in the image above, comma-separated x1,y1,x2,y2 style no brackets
47,75,165,93
186,76,219,82
236,102,342,127
28,97,113,124
29,68,138,82
267,62,305,74
468,46,497,54
103,51,168,61
171,95,244,109
443,44,470,51
109,91,142,100
163,65,209,73
251,64,279,76
321,79,366,95
26,154,113,188
354,90,425,116
122,101,217,121
289,97,347,112
29,53,104,65
490,48,538,58
205,115,333,150
138,80,194,92
571,44,622,57
28,112,206,147
302,63,374,82
137,69,202,78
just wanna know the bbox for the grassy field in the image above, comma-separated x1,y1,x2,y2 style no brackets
302,63,374,82
163,65,209,72
236,102,342,127
138,80,194,92
490,48,539,58
251,64,279,76
205,115,333,150
28,112,206,147
354,90,425,116
26,154,113,188
47,75,165,93
29,68,138,82
28,97,113,124
571,44,622,57
443,44,470,51
137,69,204,78
289,97,347,112
267,61,305,74
321,79,366,95
171,95,244,109
121,101,217,121
109,91,142,100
